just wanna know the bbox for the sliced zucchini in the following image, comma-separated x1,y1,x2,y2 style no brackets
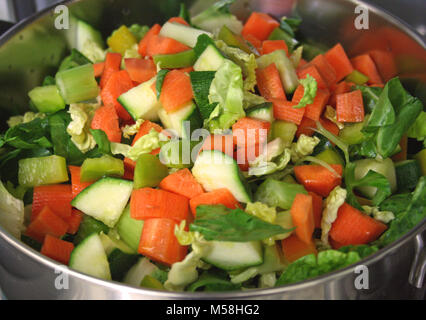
159,22,212,48
202,240,263,271
395,160,422,191
271,120,297,147
193,45,225,71
71,177,133,228
246,102,274,123
123,257,159,287
80,154,124,182
69,233,111,280
115,205,144,252
118,77,161,121
192,150,252,203
256,50,298,93
158,101,202,139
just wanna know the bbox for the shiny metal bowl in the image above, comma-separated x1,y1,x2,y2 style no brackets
0,0,425,299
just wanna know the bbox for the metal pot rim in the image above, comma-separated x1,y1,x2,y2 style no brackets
0,0,425,299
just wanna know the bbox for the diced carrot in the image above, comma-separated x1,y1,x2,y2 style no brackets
256,63,286,100
369,83,384,88
26,206,69,243
138,24,162,57
177,66,194,73
324,43,354,82
130,188,189,222
309,191,323,229
350,54,383,85
69,166,93,199
292,85,330,121
232,117,270,147
290,193,314,244
201,134,235,158
138,218,187,266
101,69,134,121
392,135,408,162
298,58,308,68
146,35,191,57
329,203,387,245
242,12,280,41
368,50,397,82
243,34,263,53
159,69,194,112
329,81,352,106
336,89,365,123
159,168,204,199
91,105,122,143
294,164,343,197
296,116,316,138
262,40,289,56
100,52,122,89
63,209,83,235
234,143,263,171
32,185,73,221
281,235,317,263
167,17,190,26
311,54,337,87
319,117,340,136
41,234,74,265
329,238,345,250
93,62,104,78
132,120,163,145
297,64,328,89
189,188,241,216
271,99,305,125
124,58,157,83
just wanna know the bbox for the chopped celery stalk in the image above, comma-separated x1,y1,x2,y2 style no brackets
140,275,165,290
28,85,66,113
271,120,297,147
268,27,298,52
346,70,369,85
80,154,124,182
56,63,99,104
257,50,298,93
254,178,307,210
133,153,169,189
58,48,92,72
18,155,68,187
116,205,144,252
338,121,365,145
159,22,212,48
415,149,426,176
218,25,252,54
107,25,137,55
153,49,196,69
314,148,344,166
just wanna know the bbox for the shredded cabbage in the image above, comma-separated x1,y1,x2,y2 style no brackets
321,186,347,244
290,134,320,163
0,181,25,239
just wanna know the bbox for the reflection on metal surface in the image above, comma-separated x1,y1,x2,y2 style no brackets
0,0,425,300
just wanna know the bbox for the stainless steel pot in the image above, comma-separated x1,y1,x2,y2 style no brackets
0,0,425,300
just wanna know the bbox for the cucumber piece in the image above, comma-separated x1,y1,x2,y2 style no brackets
74,215,110,245
18,155,68,187
246,103,274,123
395,160,422,191
134,153,168,189
159,22,212,48
354,158,397,198
193,45,225,71
192,10,243,35
339,122,365,145
254,178,307,210
70,17,105,63
123,257,159,287
159,139,199,169
99,231,135,255
116,205,144,252
202,240,263,271
71,177,133,228
69,233,111,280
158,101,202,139
28,85,66,113
314,148,344,166
153,50,196,69
415,149,426,176
257,50,298,93
192,150,252,203
118,77,161,121
218,25,251,54
271,120,297,147
80,154,124,182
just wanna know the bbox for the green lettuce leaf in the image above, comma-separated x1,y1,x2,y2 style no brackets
407,111,426,147
127,128,168,161
128,24,150,42
190,205,290,242
187,271,241,292
0,180,25,239
206,59,245,131
293,75,317,109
